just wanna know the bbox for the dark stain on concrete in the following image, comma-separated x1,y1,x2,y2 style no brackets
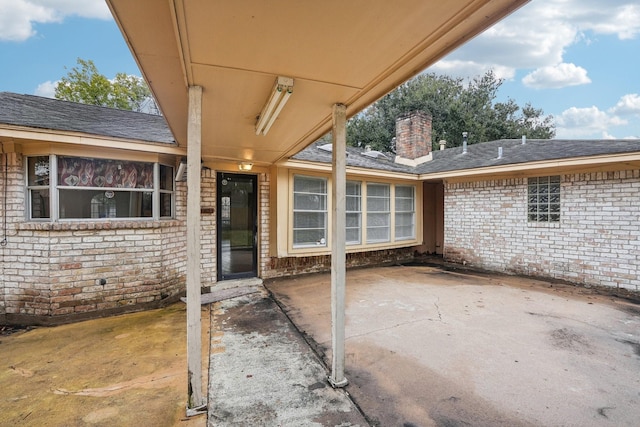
344,341,536,427
220,296,284,336
550,328,592,353
617,339,640,357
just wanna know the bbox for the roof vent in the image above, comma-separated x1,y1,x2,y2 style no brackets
362,150,388,160
318,143,332,152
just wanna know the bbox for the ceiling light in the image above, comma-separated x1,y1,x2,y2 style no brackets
255,76,294,136
238,162,253,171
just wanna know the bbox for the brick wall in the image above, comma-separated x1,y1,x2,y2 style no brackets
264,247,416,279
444,170,640,291
0,152,197,325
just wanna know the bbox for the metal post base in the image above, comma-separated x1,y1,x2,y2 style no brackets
186,403,208,417
328,376,349,388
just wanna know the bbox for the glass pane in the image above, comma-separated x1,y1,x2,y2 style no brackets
550,203,560,213
294,212,325,229
346,196,361,212
550,183,560,194
539,214,549,222
368,197,389,212
539,185,548,195
160,165,174,190
346,228,360,245
346,212,361,227
396,225,414,240
528,185,538,195
346,181,361,196
58,156,154,189
294,176,326,194
293,229,326,246
395,212,414,227
395,186,413,198
160,192,173,217
30,189,50,219
528,213,537,221
367,227,389,243
395,197,414,212
294,193,326,210
550,176,560,184
59,189,152,219
550,214,560,222
538,204,548,213
368,212,389,227
539,195,548,204
539,176,549,184
528,204,537,214
218,173,257,279
367,183,389,197
28,156,50,186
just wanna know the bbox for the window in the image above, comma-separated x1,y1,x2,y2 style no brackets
27,155,174,220
395,185,415,240
528,176,560,222
293,175,327,247
346,181,362,245
27,156,51,219
366,183,390,243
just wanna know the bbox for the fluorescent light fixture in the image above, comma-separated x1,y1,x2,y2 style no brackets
255,76,294,135
238,162,253,171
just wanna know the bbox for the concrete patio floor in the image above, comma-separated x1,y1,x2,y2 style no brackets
2,263,639,426
266,264,640,427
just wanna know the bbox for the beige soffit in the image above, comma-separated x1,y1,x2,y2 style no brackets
0,125,186,156
280,159,421,181
106,0,528,166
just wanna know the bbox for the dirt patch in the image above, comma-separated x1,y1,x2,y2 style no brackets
0,303,208,427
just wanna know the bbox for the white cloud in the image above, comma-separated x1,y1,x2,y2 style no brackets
609,93,640,116
0,0,110,41
522,63,591,89
34,80,57,98
433,0,640,77
555,106,627,138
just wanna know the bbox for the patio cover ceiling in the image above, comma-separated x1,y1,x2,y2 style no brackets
106,0,528,166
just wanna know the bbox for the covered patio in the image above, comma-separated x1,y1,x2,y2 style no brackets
105,0,531,414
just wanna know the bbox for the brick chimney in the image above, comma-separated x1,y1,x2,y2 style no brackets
394,111,433,166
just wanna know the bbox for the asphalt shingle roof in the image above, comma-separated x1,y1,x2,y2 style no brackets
292,143,415,174
295,138,640,176
0,92,174,144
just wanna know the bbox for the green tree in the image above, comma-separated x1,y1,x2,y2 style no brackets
347,70,555,151
54,58,158,113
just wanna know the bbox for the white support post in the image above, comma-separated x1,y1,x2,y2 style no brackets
329,103,348,388
186,85,206,415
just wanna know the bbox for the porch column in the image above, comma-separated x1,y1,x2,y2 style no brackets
186,85,206,414
329,103,348,388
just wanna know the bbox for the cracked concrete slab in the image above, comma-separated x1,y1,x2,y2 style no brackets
207,287,367,426
267,265,640,427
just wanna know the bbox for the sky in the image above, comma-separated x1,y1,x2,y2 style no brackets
1,0,639,140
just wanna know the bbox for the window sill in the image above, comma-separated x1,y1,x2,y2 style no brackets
526,221,561,228
16,219,182,231
286,239,420,257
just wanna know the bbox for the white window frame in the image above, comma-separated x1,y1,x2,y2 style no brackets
394,185,415,240
26,155,175,221
527,176,560,223
292,175,328,248
346,181,362,245
366,182,391,244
